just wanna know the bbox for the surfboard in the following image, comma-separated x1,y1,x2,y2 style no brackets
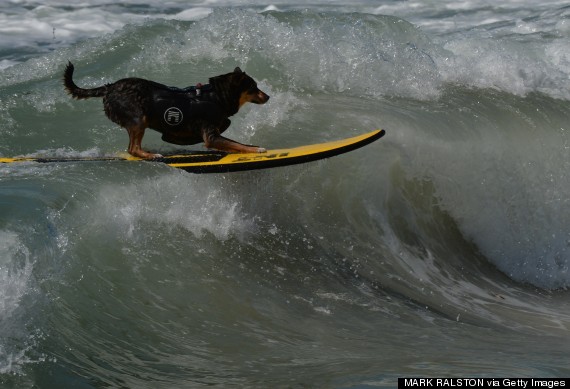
0,129,384,173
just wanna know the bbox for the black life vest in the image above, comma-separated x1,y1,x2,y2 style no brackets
147,84,223,134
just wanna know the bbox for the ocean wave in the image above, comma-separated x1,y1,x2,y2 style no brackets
2,3,570,384
2,7,570,101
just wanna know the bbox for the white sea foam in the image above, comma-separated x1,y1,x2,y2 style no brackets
0,231,33,321
2,0,570,100
92,173,258,242
0,2,211,54
0,230,35,375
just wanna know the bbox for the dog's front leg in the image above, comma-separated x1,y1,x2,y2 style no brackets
203,127,266,154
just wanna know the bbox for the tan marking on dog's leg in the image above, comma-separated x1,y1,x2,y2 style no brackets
126,122,162,159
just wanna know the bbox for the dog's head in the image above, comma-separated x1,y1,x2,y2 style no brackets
212,67,270,108
233,67,270,107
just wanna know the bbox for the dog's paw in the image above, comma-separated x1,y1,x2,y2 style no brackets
150,153,163,159
256,147,267,153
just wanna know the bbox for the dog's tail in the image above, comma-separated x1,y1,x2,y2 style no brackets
63,62,107,99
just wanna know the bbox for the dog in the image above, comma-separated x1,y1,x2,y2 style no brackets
63,62,270,158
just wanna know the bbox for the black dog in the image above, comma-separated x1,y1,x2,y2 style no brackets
63,62,270,158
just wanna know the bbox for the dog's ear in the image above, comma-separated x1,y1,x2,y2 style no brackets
234,67,243,74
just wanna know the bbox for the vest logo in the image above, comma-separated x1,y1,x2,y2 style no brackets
164,107,183,125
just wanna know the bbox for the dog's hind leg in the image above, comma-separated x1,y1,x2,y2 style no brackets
126,117,162,159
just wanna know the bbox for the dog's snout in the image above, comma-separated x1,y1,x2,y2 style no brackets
259,91,269,103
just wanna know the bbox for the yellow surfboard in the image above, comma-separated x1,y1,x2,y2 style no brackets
0,129,384,174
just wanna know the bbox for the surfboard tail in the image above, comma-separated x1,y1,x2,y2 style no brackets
63,62,107,99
